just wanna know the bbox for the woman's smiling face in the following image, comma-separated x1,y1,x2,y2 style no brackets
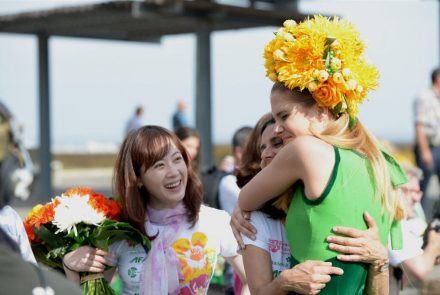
259,124,283,169
270,89,312,143
139,144,188,209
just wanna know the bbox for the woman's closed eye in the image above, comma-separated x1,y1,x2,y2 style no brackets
153,162,165,169
174,155,183,162
271,137,283,148
280,112,290,121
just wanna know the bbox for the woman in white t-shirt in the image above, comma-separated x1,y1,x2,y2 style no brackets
62,125,248,295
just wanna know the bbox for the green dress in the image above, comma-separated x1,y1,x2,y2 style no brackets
285,147,407,295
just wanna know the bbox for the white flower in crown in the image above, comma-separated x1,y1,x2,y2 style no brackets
342,68,351,78
317,70,329,82
330,58,342,70
283,19,297,29
52,193,105,236
273,49,285,59
284,32,295,42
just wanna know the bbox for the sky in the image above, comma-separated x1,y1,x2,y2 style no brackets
0,0,438,151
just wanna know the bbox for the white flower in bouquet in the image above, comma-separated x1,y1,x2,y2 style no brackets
52,193,105,236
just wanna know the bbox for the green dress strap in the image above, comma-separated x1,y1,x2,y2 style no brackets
285,146,407,294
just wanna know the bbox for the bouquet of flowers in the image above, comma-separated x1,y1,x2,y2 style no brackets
24,187,151,295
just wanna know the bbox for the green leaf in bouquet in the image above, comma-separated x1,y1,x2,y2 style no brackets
32,244,63,271
67,222,95,244
81,274,116,295
89,220,151,251
47,246,70,260
34,224,68,249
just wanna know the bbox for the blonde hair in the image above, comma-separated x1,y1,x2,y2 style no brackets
272,83,404,221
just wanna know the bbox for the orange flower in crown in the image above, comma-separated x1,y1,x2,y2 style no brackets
264,15,380,126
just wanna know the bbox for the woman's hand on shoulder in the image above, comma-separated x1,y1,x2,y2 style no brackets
63,245,114,273
277,260,343,294
230,205,256,250
327,212,388,266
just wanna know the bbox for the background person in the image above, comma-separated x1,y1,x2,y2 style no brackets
0,101,35,263
0,101,34,203
414,67,440,212
218,126,252,215
389,164,440,294
0,228,83,295
125,105,144,136
175,126,201,174
0,205,36,263
200,126,251,212
0,166,81,295
172,100,189,131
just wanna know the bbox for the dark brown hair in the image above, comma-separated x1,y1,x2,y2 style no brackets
174,126,201,174
113,125,203,235
432,67,440,85
236,113,273,188
236,113,285,219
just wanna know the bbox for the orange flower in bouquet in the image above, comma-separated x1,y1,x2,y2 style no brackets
24,187,150,295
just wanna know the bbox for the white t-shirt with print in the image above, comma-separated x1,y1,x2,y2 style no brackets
241,211,291,278
108,205,238,295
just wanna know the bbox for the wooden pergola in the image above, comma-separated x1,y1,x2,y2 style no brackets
0,0,308,200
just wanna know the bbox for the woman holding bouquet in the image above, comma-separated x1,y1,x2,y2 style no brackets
237,16,407,294
63,125,248,295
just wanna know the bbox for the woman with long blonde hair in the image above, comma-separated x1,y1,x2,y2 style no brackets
238,16,406,294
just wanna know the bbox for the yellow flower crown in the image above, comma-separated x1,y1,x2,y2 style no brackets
264,15,380,126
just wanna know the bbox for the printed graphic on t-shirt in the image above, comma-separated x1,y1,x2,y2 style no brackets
172,232,217,294
268,239,291,278
268,239,290,254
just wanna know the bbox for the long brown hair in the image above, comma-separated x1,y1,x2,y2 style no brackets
236,113,286,219
236,113,273,188
271,83,404,220
113,125,203,235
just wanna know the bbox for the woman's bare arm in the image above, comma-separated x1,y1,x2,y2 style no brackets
238,136,334,211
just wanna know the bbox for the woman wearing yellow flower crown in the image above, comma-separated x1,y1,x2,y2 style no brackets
237,16,407,294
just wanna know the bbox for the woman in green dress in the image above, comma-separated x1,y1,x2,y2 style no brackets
238,16,406,295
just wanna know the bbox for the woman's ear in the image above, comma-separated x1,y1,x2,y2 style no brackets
316,106,332,122
136,179,143,189
309,106,331,133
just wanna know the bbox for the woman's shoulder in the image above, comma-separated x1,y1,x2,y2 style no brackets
250,211,280,228
199,205,230,218
286,135,332,151
197,206,231,228
283,136,334,165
